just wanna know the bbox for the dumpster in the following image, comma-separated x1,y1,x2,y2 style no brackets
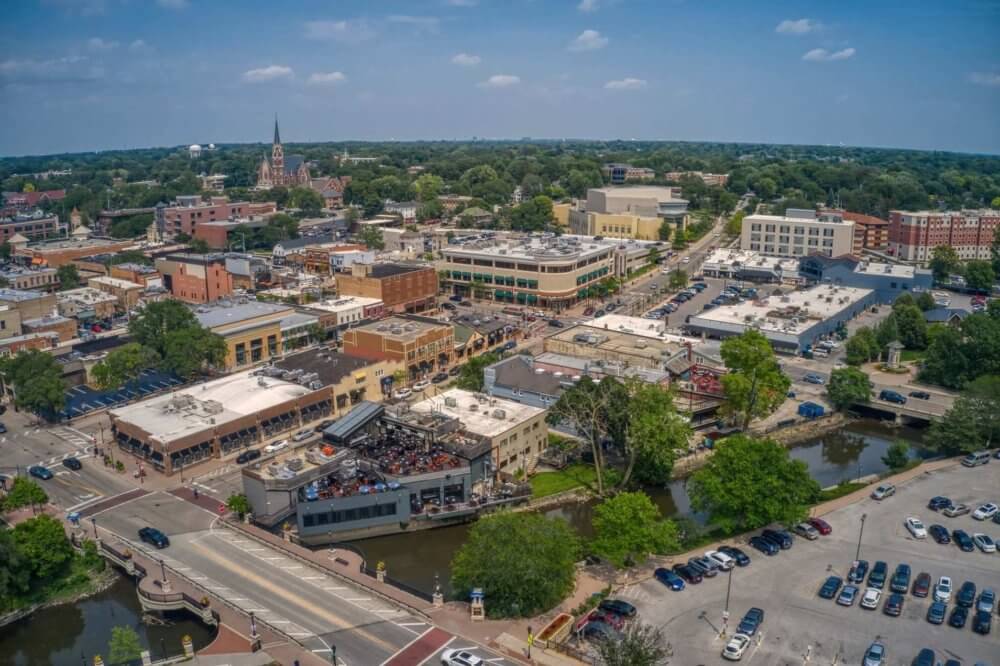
797,402,825,419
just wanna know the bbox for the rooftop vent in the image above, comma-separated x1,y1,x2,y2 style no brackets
492,409,507,419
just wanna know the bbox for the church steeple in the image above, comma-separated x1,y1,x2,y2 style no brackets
271,113,284,176
273,114,281,146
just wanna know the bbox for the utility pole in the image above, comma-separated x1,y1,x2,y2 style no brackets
855,513,867,562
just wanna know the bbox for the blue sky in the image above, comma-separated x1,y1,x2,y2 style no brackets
1,0,998,156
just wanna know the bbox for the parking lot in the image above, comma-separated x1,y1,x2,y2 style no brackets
618,461,999,665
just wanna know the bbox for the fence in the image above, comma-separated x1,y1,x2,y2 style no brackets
359,565,435,603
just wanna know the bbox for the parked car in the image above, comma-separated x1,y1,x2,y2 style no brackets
718,545,751,566
441,649,483,666
867,561,888,589
972,532,996,553
949,605,969,628
458,301,472,307
883,593,904,616
890,564,911,593
291,429,313,443
803,373,825,385
583,307,595,316
393,388,413,399
818,576,843,599
736,608,764,636
581,620,622,643
952,529,975,552
871,484,895,500
909,390,931,400
62,457,82,471
904,517,927,539
547,319,564,328
413,380,431,391
313,419,335,432
848,559,870,583
721,633,751,661
837,584,859,606
977,588,996,614
748,535,779,555
913,649,936,666
928,496,953,511
0,422,6,434
793,522,819,540
934,576,953,603
807,517,832,535
927,600,947,625
860,587,882,610
598,599,636,618
431,372,449,384
972,502,999,520
263,439,288,454
879,389,907,404
761,528,793,549
28,465,53,480
704,550,735,570
138,526,170,549
928,524,951,544
943,503,970,517
653,567,685,591
440,302,456,311
448,366,461,376
957,581,977,607
912,572,932,598
236,449,261,465
972,609,992,635
672,563,703,584
862,641,886,666
688,556,719,577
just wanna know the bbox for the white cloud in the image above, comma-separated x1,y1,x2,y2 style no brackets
451,53,481,66
242,65,294,83
128,39,150,52
308,71,347,86
776,18,821,35
604,77,647,90
156,0,189,9
478,74,520,89
969,72,1000,87
569,29,608,52
387,15,440,31
304,19,375,43
802,47,856,62
577,0,600,12
87,37,118,51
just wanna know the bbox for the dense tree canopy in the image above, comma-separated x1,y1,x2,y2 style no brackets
127,300,227,378
0,349,66,415
826,367,872,411
925,375,1000,453
719,330,791,430
920,305,1000,388
590,492,680,567
454,352,499,392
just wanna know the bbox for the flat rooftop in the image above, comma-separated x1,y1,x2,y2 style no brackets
58,287,117,303
0,265,56,277
0,288,49,301
351,315,450,341
110,369,313,445
746,212,853,225
409,388,545,438
443,233,616,262
590,186,686,201
854,260,920,278
366,263,426,279
690,284,872,335
89,276,144,289
704,248,801,271
274,348,379,388
194,301,292,329
308,296,384,313
25,237,129,251
583,314,668,339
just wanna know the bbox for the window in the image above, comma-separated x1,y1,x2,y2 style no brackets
250,339,263,363
235,342,246,366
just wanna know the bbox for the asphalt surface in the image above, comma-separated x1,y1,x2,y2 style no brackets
616,461,1000,665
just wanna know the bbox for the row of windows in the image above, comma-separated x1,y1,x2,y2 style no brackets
302,502,398,527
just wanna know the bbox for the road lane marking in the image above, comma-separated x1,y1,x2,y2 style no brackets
345,597,371,602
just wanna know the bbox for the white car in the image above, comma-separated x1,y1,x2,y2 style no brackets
721,633,751,661
263,439,288,454
904,517,927,539
413,380,431,392
860,587,882,610
972,503,998,520
393,388,412,399
291,429,313,443
441,649,483,666
705,550,735,571
681,256,691,264
972,533,996,553
934,576,952,603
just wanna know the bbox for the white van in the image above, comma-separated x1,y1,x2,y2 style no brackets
962,451,991,467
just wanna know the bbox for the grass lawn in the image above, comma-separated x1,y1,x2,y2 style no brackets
530,463,599,499
900,349,927,362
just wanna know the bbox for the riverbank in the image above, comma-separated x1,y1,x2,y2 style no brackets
0,566,119,629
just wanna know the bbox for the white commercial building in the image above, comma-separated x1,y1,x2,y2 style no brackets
308,296,384,327
701,248,803,283
741,208,855,258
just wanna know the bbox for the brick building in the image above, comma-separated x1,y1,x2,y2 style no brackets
335,263,438,314
0,213,62,241
88,276,144,311
155,253,234,304
888,209,1000,263
342,315,454,380
154,196,276,241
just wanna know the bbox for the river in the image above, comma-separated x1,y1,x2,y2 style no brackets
0,577,216,666
348,420,927,596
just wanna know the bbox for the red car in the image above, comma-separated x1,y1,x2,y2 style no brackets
808,517,832,535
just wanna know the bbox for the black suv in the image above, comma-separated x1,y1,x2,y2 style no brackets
63,457,82,471
236,449,262,465
957,581,977,608
867,561,888,589
138,527,170,549
761,528,793,549
598,599,636,618
890,564,911,593
737,607,765,636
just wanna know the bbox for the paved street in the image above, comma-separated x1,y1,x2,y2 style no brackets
618,461,1000,665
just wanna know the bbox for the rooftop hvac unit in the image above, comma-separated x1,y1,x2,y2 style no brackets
390,327,403,335
444,396,458,407
468,403,479,412
202,399,224,415
492,409,506,419
257,376,268,387
309,381,323,390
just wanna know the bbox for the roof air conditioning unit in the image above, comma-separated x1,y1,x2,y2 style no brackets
444,396,458,407
492,409,506,419
468,403,478,412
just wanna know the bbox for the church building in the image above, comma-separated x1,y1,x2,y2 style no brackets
257,117,310,189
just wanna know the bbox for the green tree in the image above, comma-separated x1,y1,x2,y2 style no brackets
991,225,1000,276
925,375,1000,453
289,187,324,216
724,210,745,236
688,434,820,532
547,377,622,496
162,325,227,378
881,441,910,472
56,263,80,290
845,326,880,365
667,269,688,289
358,225,384,250
893,293,915,309
590,492,680,568
929,245,961,281
0,529,31,609
621,381,690,487
417,198,444,222
107,626,143,665
826,367,871,411
454,352,499,392
508,195,554,232
595,623,670,666
657,219,672,242
893,303,928,349
12,514,74,581
450,512,579,618
920,308,1000,388
188,238,210,254
0,349,66,415
413,173,444,201
964,260,995,292
875,312,900,351
91,343,160,390
0,242,11,261
226,493,251,518
719,330,791,430
916,291,936,311
1,477,49,513
128,300,199,357
646,246,660,266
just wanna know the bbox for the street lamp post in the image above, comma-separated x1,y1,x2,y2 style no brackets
91,517,98,540
855,513,867,562
159,558,168,585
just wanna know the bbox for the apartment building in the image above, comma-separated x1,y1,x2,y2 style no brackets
665,171,730,187
440,235,615,310
109,262,161,288
335,263,438,314
0,288,58,321
56,287,117,321
0,265,58,291
153,196,277,240
87,276,144,311
0,212,61,242
741,208,855,258
888,209,1000,262
827,210,891,253
200,174,227,192
11,235,135,267
602,163,656,184
155,253,234,303
341,315,454,380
